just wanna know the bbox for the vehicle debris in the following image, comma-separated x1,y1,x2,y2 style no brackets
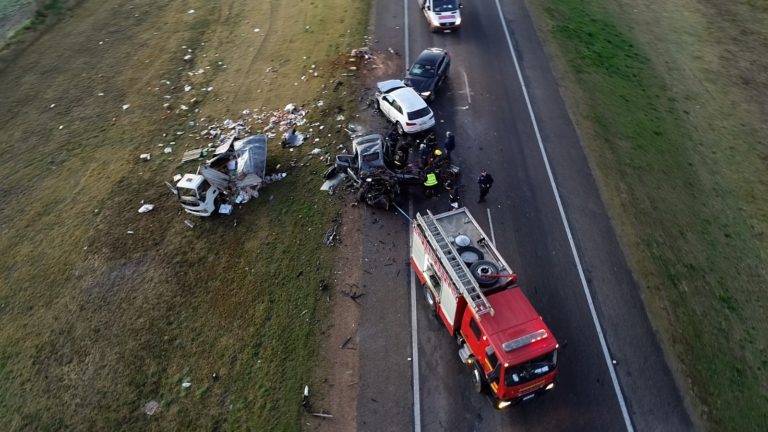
172,134,268,217
138,204,154,213
330,134,421,210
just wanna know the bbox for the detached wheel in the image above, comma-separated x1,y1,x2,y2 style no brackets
396,122,405,135
471,362,484,393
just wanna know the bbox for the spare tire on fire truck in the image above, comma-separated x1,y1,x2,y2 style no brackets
456,246,484,266
469,260,500,288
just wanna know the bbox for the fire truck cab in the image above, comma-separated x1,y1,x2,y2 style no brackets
411,208,559,408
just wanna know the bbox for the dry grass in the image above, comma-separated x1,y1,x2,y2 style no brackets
531,0,768,430
0,0,368,430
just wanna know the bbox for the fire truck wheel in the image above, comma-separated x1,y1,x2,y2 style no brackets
470,363,484,393
423,285,437,314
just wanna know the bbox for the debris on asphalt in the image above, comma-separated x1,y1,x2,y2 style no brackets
122,104,130,110
138,204,155,213
139,153,151,161
184,220,195,228
310,412,333,419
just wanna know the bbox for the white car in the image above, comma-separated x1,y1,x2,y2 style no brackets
375,80,436,134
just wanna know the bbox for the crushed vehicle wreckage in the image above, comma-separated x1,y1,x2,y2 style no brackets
327,132,460,209
172,134,270,217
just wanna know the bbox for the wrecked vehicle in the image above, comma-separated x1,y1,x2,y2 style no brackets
174,134,268,216
333,134,421,209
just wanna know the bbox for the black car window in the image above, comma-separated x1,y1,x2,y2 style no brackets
407,106,431,121
392,101,403,115
409,62,436,78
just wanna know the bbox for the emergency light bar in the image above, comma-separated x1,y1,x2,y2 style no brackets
502,329,548,352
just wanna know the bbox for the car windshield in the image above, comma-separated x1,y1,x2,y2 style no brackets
407,106,432,121
433,0,459,12
409,62,436,78
504,350,557,387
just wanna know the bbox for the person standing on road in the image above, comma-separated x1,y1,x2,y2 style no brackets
424,168,439,197
444,131,455,160
477,170,494,203
448,182,460,209
419,143,430,168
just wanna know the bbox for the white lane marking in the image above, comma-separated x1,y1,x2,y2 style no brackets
408,199,422,432
487,208,496,246
462,70,471,105
492,1,635,431
404,2,420,431
404,0,410,69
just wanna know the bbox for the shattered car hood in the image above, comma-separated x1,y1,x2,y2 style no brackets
377,79,407,94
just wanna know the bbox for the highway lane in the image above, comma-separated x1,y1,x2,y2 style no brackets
357,0,694,431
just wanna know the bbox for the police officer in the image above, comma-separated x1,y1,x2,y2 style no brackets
477,170,494,203
444,131,455,160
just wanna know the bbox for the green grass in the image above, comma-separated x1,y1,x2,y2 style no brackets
0,0,369,429
535,0,768,430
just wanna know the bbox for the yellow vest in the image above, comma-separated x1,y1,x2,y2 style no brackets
424,173,438,187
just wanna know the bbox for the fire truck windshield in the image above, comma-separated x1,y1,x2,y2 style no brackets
504,350,557,387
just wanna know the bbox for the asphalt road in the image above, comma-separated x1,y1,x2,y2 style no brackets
357,0,695,431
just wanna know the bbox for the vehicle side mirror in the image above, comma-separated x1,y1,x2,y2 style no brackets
460,2,464,8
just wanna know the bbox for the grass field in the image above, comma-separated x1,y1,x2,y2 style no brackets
0,0,368,430
532,0,768,430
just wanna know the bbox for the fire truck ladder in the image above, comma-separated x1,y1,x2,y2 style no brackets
420,213,493,316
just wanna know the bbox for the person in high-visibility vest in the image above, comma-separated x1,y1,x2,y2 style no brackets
424,169,439,197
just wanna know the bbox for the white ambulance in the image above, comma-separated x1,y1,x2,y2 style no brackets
418,0,463,32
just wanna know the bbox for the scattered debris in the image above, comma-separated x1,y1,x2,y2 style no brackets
184,220,195,228
138,204,155,213
302,385,310,407
144,400,160,416
340,336,352,349
181,380,192,388
164,147,173,154
309,148,323,156
181,148,205,163
139,153,151,161
122,104,130,110
311,412,333,419
323,222,339,246
281,128,305,148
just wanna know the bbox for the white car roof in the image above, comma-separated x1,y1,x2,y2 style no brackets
390,87,430,112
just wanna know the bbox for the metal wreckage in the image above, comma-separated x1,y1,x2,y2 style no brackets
324,130,460,210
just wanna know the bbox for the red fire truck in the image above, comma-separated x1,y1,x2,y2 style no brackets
410,208,559,408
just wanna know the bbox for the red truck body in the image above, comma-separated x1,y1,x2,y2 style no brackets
410,208,558,408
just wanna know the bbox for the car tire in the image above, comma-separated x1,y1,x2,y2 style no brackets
396,122,405,135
